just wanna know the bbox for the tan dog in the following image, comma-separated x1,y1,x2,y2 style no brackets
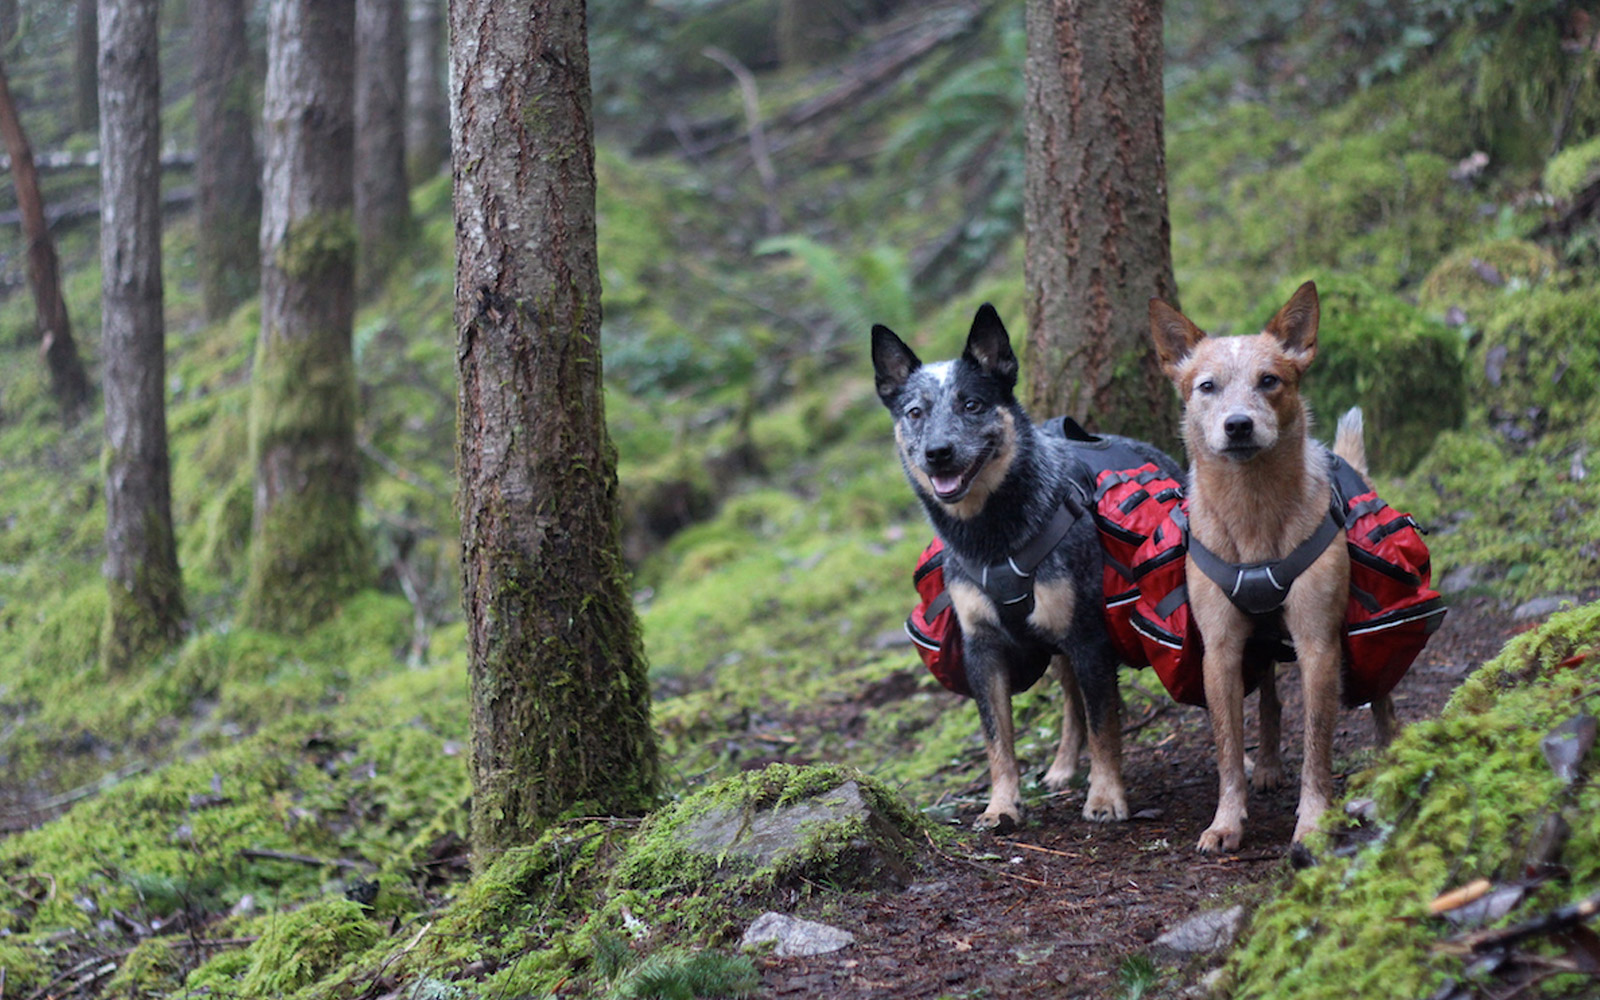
1150,282,1393,852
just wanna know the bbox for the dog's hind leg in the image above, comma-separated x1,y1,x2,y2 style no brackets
1371,693,1397,747
1072,640,1128,822
1043,655,1086,791
1250,664,1284,793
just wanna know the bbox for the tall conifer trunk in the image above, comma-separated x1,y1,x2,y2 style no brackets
452,0,659,860
404,0,447,183
193,0,262,320
1022,0,1179,454
99,0,185,669
242,0,368,633
0,59,92,418
355,0,413,296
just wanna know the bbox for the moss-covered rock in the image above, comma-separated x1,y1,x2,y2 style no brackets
238,897,383,996
1418,239,1557,321
1544,134,1600,200
1286,275,1467,473
1227,600,1600,999
1468,283,1600,439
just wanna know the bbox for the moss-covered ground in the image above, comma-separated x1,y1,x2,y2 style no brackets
1,2,1600,997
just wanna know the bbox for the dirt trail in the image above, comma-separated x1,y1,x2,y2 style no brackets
757,597,1519,998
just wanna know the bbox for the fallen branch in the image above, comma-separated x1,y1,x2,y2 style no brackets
238,848,377,873
0,763,148,831
1453,889,1600,953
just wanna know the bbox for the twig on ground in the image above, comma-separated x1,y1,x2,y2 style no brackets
238,848,377,872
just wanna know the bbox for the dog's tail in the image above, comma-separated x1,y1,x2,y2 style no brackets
1334,406,1368,477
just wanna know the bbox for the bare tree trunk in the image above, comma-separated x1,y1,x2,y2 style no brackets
453,0,658,861
0,58,92,418
355,0,412,296
242,0,368,633
0,0,19,45
99,0,185,670
193,0,261,320
1022,0,1179,454
404,0,447,183
75,0,99,131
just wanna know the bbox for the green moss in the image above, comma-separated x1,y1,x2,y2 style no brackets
239,898,383,996
0,939,44,994
1470,283,1600,433
275,212,358,282
1418,240,1558,319
1544,134,1600,200
105,936,188,998
1253,275,1464,473
1229,601,1600,999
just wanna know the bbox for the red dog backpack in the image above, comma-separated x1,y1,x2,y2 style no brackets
1126,454,1445,708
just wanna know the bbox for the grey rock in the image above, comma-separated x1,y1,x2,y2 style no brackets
1438,563,1485,594
742,911,855,958
1153,905,1246,956
1512,595,1577,621
1541,714,1597,784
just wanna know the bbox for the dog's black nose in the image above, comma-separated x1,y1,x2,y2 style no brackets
925,443,954,467
1224,415,1254,441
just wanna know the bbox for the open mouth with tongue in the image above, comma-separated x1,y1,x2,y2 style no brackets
927,445,992,503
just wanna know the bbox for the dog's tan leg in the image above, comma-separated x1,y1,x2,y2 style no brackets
1251,663,1284,793
1082,688,1128,822
974,665,1022,832
1290,634,1341,843
1043,655,1086,791
1371,693,1397,747
1192,583,1250,852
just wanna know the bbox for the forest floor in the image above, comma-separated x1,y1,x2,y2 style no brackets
0,594,1534,999
751,595,1524,999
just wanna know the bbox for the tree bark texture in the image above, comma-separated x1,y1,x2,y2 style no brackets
0,59,93,418
99,0,185,670
76,0,99,131
452,0,659,861
242,0,368,633
404,0,448,183
355,0,413,296
193,0,262,320
1022,0,1179,454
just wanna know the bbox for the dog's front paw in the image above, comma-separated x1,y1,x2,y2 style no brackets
1249,759,1284,793
973,806,1021,833
1082,784,1129,823
1196,824,1242,853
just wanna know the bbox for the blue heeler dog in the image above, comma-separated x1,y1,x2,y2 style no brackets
872,304,1181,831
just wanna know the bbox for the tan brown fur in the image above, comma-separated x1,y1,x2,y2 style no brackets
1150,281,1385,852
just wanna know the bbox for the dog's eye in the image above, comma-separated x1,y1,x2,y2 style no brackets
962,398,984,414
1196,379,1216,394
1258,373,1280,390
906,405,924,420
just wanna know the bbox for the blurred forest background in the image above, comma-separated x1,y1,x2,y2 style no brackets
1,0,1600,997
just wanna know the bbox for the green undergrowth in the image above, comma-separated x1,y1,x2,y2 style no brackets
170,764,905,1000
1228,600,1600,1000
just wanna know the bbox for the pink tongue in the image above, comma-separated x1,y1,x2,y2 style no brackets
931,474,962,495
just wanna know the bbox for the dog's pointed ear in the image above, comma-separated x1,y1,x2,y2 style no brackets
963,303,1018,389
871,324,921,406
1150,298,1206,377
1264,281,1319,369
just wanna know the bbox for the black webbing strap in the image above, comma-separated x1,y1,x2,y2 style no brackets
1187,507,1344,617
978,496,1083,629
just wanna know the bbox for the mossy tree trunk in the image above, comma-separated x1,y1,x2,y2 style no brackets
1022,0,1179,455
193,0,262,321
403,0,447,184
242,0,369,633
355,0,412,296
452,0,659,862
99,0,185,670
75,0,98,132
0,58,92,420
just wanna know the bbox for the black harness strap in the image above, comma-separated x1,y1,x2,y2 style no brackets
978,497,1082,629
1188,507,1344,617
